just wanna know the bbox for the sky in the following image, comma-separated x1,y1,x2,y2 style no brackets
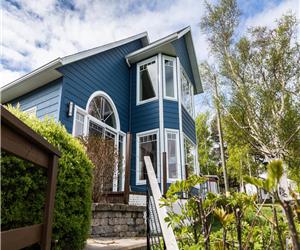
1,0,299,113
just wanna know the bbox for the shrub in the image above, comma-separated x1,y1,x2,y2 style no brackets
80,135,118,202
1,105,93,250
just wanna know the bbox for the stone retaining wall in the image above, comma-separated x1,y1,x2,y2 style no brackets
91,203,146,238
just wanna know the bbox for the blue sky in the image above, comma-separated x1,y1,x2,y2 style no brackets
1,0,298,113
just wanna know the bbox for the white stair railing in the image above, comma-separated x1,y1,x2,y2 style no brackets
144,156,179,250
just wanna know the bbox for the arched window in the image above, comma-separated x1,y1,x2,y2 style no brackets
88,96,116,129
73,91,125,192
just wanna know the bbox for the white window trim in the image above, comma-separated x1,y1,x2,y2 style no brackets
164,129,181,182
86,90,120,131
181,68,195,119
118,132,126,191
136,56,159,105
162,55,177,101
72,105,88,137
183,134,197,175
73,104,128,192
23,106,37,116
136,129,160,185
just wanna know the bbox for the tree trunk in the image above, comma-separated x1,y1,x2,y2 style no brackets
271,197,284,250
197,199,210,250
280,200,300,250
213,77,229,194
223,228,227,250
235,209,242,250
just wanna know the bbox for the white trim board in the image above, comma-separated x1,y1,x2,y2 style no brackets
164,129,181,182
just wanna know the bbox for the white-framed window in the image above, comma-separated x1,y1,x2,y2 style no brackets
163,56,177,100
183,135,197,177
117,133,126,191
23,106,37,117
137,56,158,105
165,129,180,181
73,106,87,137
136,129,159,185
181,70,194,118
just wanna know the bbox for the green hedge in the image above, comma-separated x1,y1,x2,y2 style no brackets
1,106,93,250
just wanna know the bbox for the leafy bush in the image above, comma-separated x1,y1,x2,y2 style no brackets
1,106,93,250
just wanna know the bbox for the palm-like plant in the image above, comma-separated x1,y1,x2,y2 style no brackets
214,207,234,249
244,160,300,250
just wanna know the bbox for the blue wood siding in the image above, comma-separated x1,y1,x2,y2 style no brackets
129,63,160,192
129,64,159,133
163,100,179,129
182,107,196,144
58,39,144,134
172,37,195,86
10,78,62,121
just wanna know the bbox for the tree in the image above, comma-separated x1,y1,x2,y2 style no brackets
200,0,300,164
195,112,219,175
200,63,230,194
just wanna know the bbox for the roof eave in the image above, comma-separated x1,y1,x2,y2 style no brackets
1,59,63,103
185,31,203,94
1,32,149,102
125,33,178,65
62,32,149,66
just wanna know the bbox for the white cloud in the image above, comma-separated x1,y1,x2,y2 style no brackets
1,0,207,87
1,0,298,115
244,0,299,28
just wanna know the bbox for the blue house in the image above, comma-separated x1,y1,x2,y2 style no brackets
1,26,202,195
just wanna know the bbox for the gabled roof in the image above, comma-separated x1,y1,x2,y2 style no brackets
1,32,149,103
126,26,202,94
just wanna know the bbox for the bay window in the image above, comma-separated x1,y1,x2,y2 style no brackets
137,57,158,104
181,72,194,117
163,56,177,100
184,136,196,177
137,131,158,184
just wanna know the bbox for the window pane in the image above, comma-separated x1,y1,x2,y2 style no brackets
74,112,84,137
105,129,116,141
181,73,193,115
88,96,116,128
139,61,157,101
165,60,175,98
89,121,104,137
118,135,125,191
167,133,178,179
139,134,157,180
184,138,196,176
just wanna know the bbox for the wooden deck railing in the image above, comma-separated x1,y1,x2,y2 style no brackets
1,105,61,250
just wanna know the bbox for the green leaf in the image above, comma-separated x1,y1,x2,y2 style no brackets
267,160,283,185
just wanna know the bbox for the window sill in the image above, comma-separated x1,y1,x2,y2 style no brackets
164,96,178,102
136,96,158,106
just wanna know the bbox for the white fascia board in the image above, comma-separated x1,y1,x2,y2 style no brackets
126,33,178,66
177,26,191,39
62,32,149,65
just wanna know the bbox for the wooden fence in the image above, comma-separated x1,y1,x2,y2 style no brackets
1,105,61,250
